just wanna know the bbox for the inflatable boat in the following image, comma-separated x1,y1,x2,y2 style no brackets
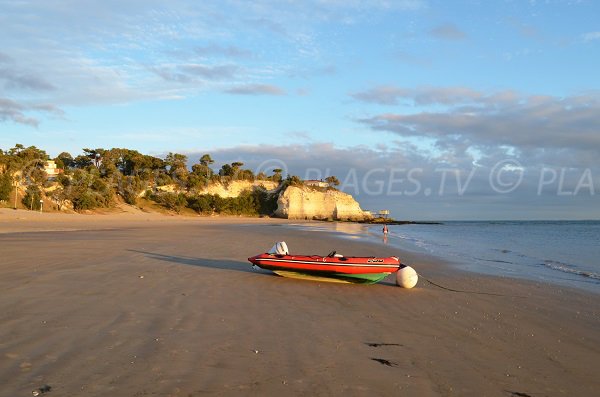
248,242,402,284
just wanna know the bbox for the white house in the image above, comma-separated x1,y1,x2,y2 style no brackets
304,179,329,188
44,160,63,179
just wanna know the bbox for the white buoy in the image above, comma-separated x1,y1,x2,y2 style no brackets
396,265,418,288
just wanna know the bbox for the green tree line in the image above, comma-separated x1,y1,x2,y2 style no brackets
1,144,338,215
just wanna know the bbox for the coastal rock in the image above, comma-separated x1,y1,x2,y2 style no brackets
274,186,372,221
198,180,278,197
157,180,278,197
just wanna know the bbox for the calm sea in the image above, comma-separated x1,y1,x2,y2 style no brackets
284,221,600,293
375,221,600,294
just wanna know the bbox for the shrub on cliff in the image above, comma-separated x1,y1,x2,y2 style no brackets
152,192,187,213
185,190,262,216
64,169,113,210
0,172,12,202
22,185,42,210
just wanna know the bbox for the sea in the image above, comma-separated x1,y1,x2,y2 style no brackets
287,221,600,294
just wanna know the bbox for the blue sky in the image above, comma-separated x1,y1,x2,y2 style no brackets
1,0,599,220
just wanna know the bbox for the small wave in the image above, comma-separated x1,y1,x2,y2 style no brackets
542,260,600,281
396,234,426,245
475,257,514,264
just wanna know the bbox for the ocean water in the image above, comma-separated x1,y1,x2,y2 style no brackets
375,221,600,293
284,221,600,293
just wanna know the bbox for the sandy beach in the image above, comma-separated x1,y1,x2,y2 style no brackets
1,209,599,396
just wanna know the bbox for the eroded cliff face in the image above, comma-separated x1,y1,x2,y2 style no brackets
155,181,370,220
274,186,371,221
198,180,278,198
157,180,278,197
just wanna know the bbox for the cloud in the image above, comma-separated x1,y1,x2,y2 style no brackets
151,63,240,83
180,142,600,220
351,86,411,105
0,52,56,91
351,86,483,106
182,64,240,80
0,0,427,127
0,67,56,92
225,84,286,96
582,31,600,42
428,23,467,40
0,98,64,127
353,86,600,165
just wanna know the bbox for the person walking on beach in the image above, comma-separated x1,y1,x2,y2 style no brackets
382,224,388,235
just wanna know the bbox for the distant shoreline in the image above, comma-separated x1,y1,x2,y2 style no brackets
1,204,442,225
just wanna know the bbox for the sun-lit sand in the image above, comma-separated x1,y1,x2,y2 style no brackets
1,208,599,396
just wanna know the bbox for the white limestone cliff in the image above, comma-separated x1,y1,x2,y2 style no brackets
198,180,278,198
156,180,278,197
274,186,372,221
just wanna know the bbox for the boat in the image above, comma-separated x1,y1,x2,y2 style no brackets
248,242,402,284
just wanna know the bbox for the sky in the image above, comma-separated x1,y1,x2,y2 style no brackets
1,0,599,220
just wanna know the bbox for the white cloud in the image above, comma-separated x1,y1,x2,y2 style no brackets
225,84,286,96
351,85,487,106
0,97,64,127
353,86,600,161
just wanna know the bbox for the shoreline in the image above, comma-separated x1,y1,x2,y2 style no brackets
3,208,599,294
281,220,600,295
1,212,599,395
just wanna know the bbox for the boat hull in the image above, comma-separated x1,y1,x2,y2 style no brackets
272,270,391,284
248,253,400,284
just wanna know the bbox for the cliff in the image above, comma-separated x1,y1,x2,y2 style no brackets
197,180,278,198
274,186,372,221
156,180,278,197
153,180,370,221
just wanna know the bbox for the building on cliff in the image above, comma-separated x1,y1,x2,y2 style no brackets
304,179,329,188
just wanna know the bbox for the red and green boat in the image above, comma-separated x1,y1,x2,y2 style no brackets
248,242,401,284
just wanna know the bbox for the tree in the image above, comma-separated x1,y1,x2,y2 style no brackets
22,185,42,210
0,172,12,201
154,192,186,212
282,175,303,188
325,176,340,188
8,144,24,156
5,145,47,176
50,187,70,210
200,154,214,167
190,154,214,184
165,153,188,173
228,162,244,180
56,152,74,169
165,152,188,189
272,168,283,183
67,168,113,210
73,155,93,169
219,164,233,177
119,175,144,205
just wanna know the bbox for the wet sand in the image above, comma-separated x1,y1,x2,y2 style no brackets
1,209,599,396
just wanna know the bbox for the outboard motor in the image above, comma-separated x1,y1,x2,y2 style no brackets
268,241,289,255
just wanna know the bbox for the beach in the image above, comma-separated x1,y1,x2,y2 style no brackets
1,209,599,396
